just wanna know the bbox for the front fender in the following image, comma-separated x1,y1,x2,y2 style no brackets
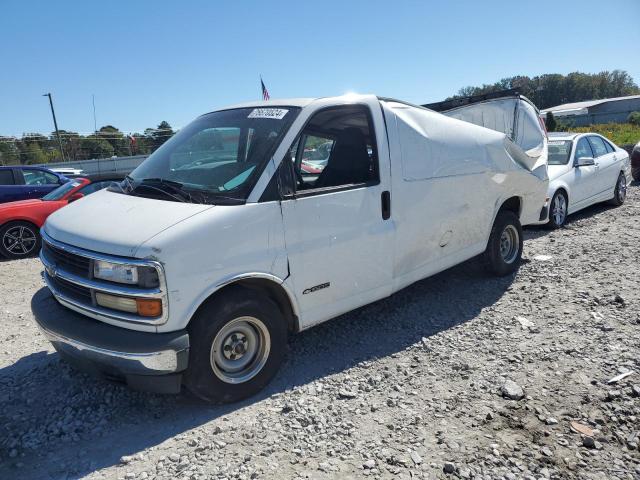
180,271,300,331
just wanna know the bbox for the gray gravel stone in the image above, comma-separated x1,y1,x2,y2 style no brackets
3,187,640,480
501,380,525,400
363,459,376,469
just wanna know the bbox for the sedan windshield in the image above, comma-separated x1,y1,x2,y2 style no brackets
548,140,573,165
42,180,82,200
123,107,300,204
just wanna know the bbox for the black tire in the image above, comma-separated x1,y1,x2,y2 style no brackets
632,168,640,182
483,210,523,277
547,190,568,229
184,287,287,404
609,173,627,206
0,221,41,260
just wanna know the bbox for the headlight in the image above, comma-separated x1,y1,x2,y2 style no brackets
94,260,138,284
93,260,159,287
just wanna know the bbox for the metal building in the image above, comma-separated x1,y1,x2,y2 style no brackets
540,95,640,126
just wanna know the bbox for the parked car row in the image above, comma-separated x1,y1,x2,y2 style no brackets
537,132,630,228
0,166,69,203
0,173,123,259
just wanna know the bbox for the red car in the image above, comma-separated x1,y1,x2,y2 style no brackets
0,174,123,259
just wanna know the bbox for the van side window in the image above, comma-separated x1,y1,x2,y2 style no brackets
290,105,378,192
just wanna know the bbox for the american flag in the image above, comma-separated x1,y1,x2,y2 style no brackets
260,77,270,101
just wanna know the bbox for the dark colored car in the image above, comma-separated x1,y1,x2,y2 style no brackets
0,166,69,204
632,141,640,182
0,173,124,259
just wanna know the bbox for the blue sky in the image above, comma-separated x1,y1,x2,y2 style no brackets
1,0,639,136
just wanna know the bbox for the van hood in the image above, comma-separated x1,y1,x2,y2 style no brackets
44,189,214,257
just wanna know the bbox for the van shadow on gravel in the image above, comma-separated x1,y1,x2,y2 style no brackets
1,258,514,479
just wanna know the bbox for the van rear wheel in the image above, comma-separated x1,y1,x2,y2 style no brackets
184,287,287,404
484,211,523,276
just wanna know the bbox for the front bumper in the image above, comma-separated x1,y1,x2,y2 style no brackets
32,287,189,393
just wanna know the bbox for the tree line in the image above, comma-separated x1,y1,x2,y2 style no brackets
452,70,639,110
0,121,175,166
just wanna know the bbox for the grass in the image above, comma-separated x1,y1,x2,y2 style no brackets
561,122,640,147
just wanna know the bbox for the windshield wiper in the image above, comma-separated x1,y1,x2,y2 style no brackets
124,175,135,192
134,182,187,203
137,178,207,204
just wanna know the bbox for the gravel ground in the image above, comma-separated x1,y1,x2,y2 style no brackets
1,185,639,480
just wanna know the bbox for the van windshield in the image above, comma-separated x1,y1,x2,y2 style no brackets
122,107,300,204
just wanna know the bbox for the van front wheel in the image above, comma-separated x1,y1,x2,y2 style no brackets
484,211,523,276
184,287,287,403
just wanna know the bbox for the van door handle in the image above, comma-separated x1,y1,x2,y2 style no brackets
381,191,391,220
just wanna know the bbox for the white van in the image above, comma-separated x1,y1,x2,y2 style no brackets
33,94,548,403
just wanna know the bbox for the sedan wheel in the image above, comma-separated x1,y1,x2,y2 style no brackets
0,221,41,259
548,191,568,228
610,173,627,206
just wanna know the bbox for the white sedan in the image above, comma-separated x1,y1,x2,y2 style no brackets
536,132,631,228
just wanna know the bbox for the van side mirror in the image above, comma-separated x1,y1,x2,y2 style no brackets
576,157,595,167
68,192,84,203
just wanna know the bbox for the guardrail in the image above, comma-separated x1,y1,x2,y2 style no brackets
35,155,148,175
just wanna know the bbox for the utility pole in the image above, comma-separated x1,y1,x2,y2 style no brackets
92,94,97,133
42,93,65,162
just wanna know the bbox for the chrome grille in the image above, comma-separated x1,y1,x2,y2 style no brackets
42,241,91,277
49,275,93,303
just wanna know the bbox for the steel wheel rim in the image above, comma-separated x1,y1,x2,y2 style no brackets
499,224,519,264
552,194,566,225
2,226,37,255
210,316,270,384
617,176,626,202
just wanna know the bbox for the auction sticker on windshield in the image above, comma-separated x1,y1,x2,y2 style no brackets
248,108,289,120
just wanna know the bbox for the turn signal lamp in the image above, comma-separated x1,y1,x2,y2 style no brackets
96,293,162,317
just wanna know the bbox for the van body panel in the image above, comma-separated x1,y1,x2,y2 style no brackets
135,201,289,333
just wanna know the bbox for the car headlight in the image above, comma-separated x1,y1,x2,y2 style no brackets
93,260,159,288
